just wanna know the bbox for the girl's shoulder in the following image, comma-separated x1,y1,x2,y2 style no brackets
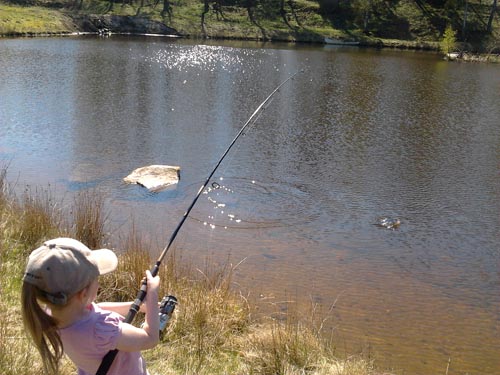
60,303,123,336
60,303,123,350
93,303,124,336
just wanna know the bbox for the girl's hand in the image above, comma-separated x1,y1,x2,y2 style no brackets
141,270,160,313
145,269,160,292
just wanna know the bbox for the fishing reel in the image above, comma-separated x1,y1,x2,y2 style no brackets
140,295,177,332
159,295,178,331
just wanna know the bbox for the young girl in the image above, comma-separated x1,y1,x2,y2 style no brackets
21,237,160,375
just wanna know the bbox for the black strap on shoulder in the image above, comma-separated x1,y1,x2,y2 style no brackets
96,283,145,374
95,349,119,375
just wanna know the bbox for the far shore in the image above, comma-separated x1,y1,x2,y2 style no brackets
3,29,498,63
1,2,498,63
3,30,499,65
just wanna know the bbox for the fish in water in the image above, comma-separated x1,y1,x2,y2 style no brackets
375,217,401,229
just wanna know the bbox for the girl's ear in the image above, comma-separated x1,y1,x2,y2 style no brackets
74,286,90,302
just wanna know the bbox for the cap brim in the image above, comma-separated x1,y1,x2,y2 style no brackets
90,249,118,275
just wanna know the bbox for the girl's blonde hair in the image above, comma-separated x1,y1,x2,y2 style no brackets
21,282,64,375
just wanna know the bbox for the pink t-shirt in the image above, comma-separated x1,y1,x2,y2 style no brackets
59,303,147,375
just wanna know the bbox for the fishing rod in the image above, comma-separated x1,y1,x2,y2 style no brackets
96,70,302,375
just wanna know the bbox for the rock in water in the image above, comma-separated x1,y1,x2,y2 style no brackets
124,165,180,192
376,217,401,230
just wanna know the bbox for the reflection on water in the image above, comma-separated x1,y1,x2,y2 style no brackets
147,43,260,72
1,36,499,375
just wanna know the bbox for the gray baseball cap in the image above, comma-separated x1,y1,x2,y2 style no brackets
23,238,118,305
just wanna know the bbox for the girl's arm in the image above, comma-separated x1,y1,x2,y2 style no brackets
114,270,161,351
97,302,138,317
98,299,160,317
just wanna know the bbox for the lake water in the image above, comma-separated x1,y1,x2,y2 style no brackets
0,36,499,375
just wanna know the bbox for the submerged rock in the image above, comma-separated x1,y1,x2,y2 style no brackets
124,165,180,192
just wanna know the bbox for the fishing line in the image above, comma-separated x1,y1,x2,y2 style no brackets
200,94,280,230
96,69,303,375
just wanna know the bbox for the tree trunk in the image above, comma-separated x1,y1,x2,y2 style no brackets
288,1,302,27
201,0,210,36
161,0,172,18
213,0,225,21
487,0,498,33
279,0,293,28
245,0,256,22
462,0,468,40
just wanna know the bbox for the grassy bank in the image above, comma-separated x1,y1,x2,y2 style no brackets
0,0,442,50
3,0,499,56
0,0,354,42
2,0,499,56
0,167,381,375
0,3,77,35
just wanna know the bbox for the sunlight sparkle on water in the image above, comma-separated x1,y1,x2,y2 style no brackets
148,45,267,72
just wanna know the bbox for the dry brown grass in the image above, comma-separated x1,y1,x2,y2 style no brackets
0,168,377,375
72,188,108,249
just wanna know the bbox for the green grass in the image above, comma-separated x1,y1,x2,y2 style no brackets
1,0,498,54
1,0,499,53
0,3,75,35
0,0,449,47
0,166,380,375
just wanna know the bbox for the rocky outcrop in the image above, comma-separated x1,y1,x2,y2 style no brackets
124,165,181,192
70,14,180,35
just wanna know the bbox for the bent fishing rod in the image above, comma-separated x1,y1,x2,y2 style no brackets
96,70,302,375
